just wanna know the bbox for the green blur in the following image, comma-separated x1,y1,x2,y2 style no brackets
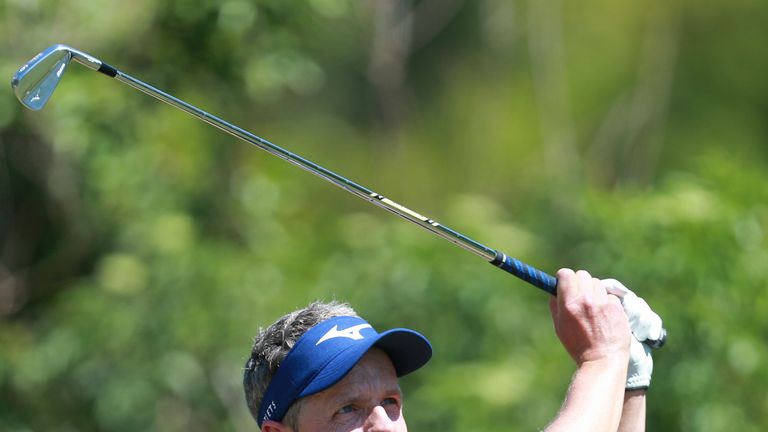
1,0,767,430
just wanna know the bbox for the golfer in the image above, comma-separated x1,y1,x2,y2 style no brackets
244,268,660,431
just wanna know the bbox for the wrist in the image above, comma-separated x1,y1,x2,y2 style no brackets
578,351,630,372
573,335,631,367
579,357,629,393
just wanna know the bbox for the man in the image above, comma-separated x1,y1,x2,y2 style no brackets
243,269,660,431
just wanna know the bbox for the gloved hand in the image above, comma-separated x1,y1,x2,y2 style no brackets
602,278,661,390
626,335,653,390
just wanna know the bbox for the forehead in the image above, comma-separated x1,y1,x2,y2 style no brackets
311,348,400,402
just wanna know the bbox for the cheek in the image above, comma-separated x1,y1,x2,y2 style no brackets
332,413,366,430
297,406,341,432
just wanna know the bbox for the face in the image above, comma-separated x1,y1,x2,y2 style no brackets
263,348,408,432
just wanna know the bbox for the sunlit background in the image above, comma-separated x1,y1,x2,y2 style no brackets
1,0,767,430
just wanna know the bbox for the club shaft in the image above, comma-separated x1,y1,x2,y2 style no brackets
117,69,511,256
68,53,669,349
73,53,510,265
116,70,563,289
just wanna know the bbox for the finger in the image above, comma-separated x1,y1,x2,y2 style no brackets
576,270,594,287
592,277,607,297
555,268,578,305
602,278,630,298
575,270,595,300
598,278,625,311
624,295,663,341
606,292,624,309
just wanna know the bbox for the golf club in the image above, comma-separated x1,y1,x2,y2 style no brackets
11,44,666,348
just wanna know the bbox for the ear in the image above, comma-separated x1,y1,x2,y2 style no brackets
262,420,293,432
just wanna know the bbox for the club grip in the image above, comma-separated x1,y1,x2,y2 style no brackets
490,251,557,295
489,250,667,349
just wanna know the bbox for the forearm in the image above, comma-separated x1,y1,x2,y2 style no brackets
618,390,646,432
544,359,627,432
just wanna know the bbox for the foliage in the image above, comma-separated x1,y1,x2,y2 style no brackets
1,0,767,430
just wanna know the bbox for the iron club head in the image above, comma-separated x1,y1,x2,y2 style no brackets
11,44,108,111
11,45,73,111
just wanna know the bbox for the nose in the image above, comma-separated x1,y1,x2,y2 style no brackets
363,406,402,432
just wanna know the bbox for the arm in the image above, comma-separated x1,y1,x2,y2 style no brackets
603,278,658,432
543,269,631,432
618,390,646,432
544,358,627,431
616,331,652,431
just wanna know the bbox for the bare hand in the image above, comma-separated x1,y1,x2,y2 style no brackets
549,269,631,365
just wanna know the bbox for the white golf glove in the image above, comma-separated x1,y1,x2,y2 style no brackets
602,278,662,390
626,335,653,390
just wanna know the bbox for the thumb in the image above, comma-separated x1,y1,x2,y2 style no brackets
602,278,630,298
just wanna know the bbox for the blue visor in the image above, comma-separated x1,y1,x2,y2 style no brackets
257,316,432,427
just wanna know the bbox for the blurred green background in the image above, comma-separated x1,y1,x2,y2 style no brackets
1,0,767,430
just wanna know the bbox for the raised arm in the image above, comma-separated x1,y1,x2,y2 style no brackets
618,389,646,432
543,269,630,432
604,277,659,432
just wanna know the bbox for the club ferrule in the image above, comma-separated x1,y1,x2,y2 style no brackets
97,62,118,77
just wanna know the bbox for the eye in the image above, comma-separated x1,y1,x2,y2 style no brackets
381,397,398,407
336,404,357,415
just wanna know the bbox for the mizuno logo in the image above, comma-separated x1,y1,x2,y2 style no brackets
316,323,373,345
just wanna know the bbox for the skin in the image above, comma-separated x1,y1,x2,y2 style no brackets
263,268,647,432
618,390,647,432
263,348,406,432
544,268,645,432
